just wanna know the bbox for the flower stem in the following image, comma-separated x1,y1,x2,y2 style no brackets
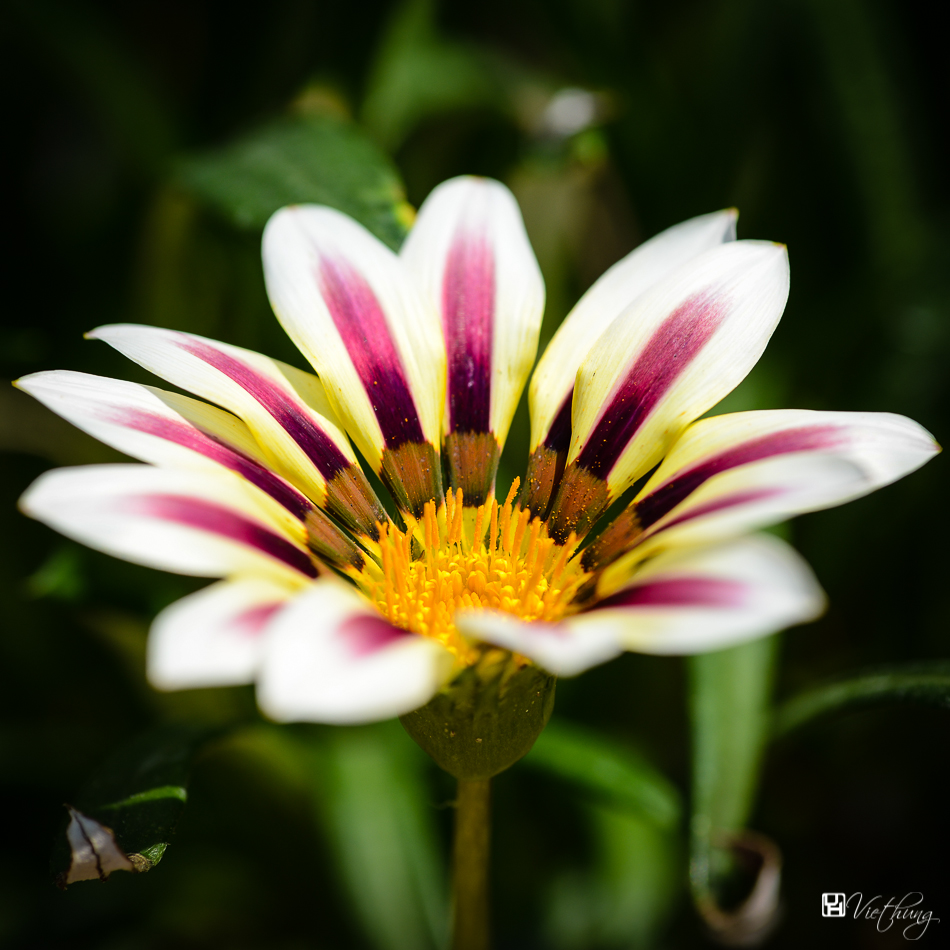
452,777,491,950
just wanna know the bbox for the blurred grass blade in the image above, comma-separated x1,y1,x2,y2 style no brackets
772,661,950,739
544,804,679,950
687,636,777,898
308,721,448,950
362,0,502,151
52,724,223,887
178,114,412,249
524,718,681,831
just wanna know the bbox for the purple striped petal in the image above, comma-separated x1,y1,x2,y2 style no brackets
442,230,494,435
179,338,352,476
338,614,413,657
122,494,317,578
112,407,312,520
575,293,726,478
592,576,747,611
317,256,426,449
635,425,841,529
232,602,285,637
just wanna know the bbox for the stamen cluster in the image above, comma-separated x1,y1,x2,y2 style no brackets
360,480,589,659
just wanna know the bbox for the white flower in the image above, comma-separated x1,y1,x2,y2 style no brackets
18,177,939,723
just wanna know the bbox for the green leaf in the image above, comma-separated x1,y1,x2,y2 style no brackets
52,724,223,887
362,0,504,151
524,719,681,831
772,661,950,738
304,721,448,950
177,114,412,248
687,636,778,895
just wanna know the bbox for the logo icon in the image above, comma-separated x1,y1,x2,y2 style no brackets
822,893,846,918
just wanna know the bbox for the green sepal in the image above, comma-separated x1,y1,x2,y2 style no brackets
400,653,556,780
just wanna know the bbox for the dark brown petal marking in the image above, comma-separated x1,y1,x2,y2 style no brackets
575,293,725,479
179,339,350,478
544,464,610,544
305,508,365,572
123,495,317,578
324,468,387,541
442,230,494,434
521,445,567,519
590,576,746,611
521,390,573,517
112,408,313,521
444,430,500,508
380,441,443,518
580,506,642,572
634,425,842,528
317,255,426,448
544,390,574,454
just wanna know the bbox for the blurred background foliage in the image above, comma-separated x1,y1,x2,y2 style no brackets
2,0,948,947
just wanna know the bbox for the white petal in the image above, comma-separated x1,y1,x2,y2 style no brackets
589,535,825,656
582,408,940,571
148,578,298,689
570,240,789,496
529,209,736,451
19,464,315,583
257,580,455,724
401,176,544,451
16,371,313,521
86,325,362,513
640,408,940,507
455,610,624,677
263,205,446,471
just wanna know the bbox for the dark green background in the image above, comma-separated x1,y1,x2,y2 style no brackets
2,1,947,947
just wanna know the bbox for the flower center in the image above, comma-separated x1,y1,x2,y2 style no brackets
359,480,589,661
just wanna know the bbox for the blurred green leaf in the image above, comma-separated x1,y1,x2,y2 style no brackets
772,661,950,738
544,804,679,950
687,636,777,897
362,0,504,150
177,114,412,249
305,721,448,950
26,545,86,602
524,719,681,831
52,724,223,886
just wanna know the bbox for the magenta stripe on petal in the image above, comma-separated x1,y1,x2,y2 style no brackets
635,425,843,528
232,602,283,638
576,293,726,478
178,340,350,478
654,487,784,533
544,389,574,453
338,613,411,657
113,408,312,521
442,231,494,433
592,576,747,611
317,256,425,448
123,494,317,577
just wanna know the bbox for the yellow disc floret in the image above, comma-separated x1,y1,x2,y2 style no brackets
358,480,589,661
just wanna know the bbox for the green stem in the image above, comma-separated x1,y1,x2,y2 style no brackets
452,778,491,950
